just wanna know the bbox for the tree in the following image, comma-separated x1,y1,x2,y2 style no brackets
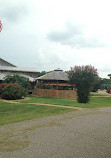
38,71,47,77
68,65,98,103
100,78,111,90
3,74,30,90
92,76,100,92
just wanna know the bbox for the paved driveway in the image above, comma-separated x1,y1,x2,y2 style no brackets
0,107,111,158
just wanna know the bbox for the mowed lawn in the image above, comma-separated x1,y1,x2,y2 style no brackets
0,93,111,126
17,94,111,108
0,101,75,126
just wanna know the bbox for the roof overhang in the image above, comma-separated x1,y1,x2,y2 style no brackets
0,66,38,73
0,72,35,82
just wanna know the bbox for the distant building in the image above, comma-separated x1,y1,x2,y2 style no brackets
0,58,39,82
36,68,70,90
33,69,76,99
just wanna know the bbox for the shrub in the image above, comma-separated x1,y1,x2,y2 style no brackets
107,87,111,93
0,83,8,95
1,83,25,100
3,74,30,90
68,65,98,103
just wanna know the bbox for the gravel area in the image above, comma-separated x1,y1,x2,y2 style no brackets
0,107,111,158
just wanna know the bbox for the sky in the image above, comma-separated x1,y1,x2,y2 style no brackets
0,0,111,78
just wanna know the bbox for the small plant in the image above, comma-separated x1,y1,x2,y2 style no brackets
1,83,25,100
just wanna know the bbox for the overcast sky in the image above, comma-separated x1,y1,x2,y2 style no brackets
0,0,111,78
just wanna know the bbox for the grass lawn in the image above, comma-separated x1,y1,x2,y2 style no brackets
0,101,75,126
16,94,111,108
1,93,111,126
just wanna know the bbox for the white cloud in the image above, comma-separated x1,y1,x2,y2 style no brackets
0,0,111,78
47,21,105,48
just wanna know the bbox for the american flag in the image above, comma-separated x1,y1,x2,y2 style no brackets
0,20,2,32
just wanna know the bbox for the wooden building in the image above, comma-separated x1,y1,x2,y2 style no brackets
33,69,76,99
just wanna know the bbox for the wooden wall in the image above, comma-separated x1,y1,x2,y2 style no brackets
33,88,77,99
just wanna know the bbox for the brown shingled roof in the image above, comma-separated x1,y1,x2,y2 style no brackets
36,69,69,81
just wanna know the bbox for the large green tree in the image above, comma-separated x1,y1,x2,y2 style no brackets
3,74,30,90
68,65,98,103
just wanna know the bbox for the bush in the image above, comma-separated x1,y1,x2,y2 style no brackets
68,65,98,103
3,74,30,90
107,87,111,93
0,83,8,95
1,83,25,100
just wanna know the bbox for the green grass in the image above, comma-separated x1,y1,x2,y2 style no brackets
1,94,111,126
17,94,111,108
0,101,75,126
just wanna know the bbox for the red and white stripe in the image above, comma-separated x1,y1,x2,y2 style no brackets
0,20,2,32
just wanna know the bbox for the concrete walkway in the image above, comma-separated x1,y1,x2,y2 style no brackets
0,107,111,158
